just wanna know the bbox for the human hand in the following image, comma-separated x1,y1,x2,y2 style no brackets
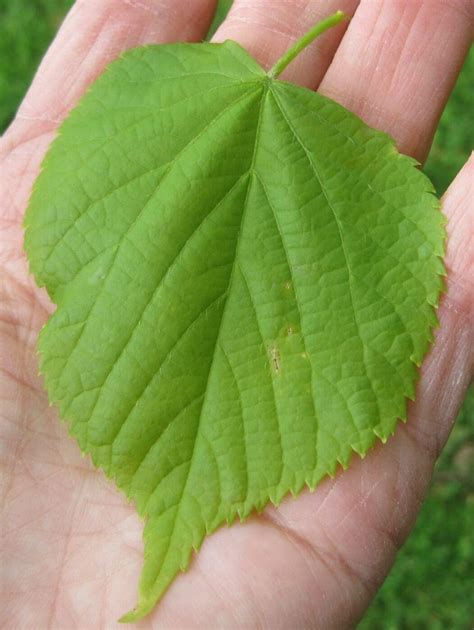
1,1,472,627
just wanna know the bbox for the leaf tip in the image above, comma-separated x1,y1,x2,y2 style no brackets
119,599,154,624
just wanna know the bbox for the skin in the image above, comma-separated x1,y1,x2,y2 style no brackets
0,0,472,627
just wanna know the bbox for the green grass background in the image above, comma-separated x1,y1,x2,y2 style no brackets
1,1,472,627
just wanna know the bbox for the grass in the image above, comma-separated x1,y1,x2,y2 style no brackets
1,1,472,627
424,49,474,196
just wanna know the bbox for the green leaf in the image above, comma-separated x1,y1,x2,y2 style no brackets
24,13,445,623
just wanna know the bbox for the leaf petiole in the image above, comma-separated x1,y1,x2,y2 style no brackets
268,10,347,79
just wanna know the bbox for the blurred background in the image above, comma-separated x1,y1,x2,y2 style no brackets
1,0,472,627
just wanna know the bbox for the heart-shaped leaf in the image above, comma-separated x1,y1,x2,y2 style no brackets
24,13,444,622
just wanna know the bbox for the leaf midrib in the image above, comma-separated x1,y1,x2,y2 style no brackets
143,82,272,593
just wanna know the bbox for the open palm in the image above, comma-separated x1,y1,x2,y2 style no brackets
1,1,472,627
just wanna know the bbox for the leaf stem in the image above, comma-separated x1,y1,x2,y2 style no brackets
268,11,347,79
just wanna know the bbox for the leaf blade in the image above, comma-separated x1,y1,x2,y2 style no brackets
25,39,445,622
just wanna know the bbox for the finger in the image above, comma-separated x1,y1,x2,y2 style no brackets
213,0,360,88
319,0,474,162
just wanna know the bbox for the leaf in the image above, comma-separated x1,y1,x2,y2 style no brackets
24,13,445,623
